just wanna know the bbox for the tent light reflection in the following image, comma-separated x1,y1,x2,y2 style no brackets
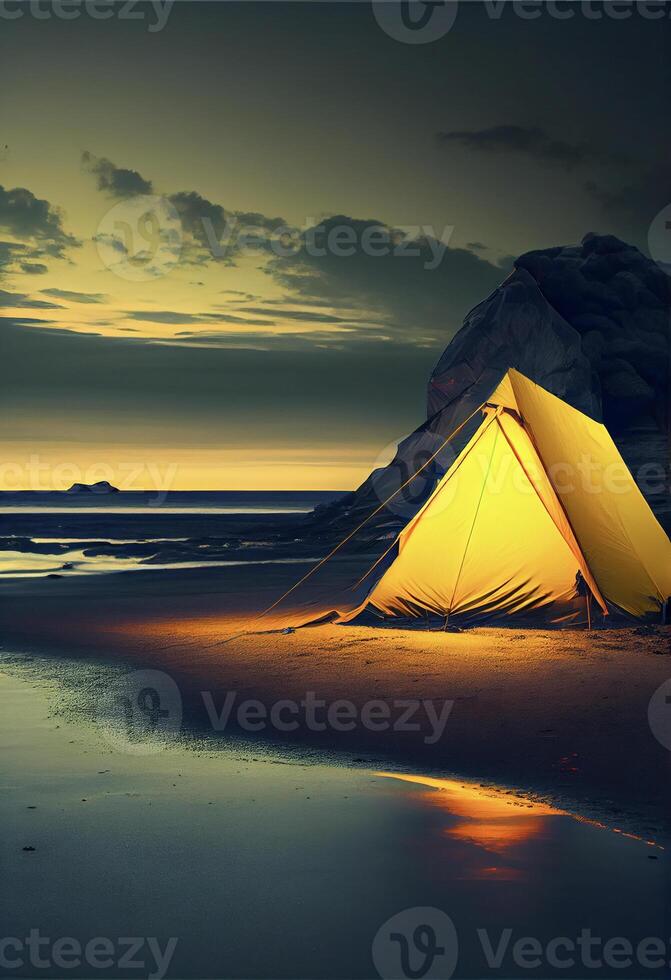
375,772,663,859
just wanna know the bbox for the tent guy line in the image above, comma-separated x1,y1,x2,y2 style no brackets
257,403,486,619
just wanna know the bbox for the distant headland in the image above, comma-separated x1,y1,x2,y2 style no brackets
65,481,120,494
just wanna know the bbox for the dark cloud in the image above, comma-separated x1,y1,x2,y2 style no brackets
0,288,63,309
92,232,128,255
81,151,153,198
267,215,506,341
0,241,24,267
80,151,307,281
584,160,669,221
260,297,337,309
20,261,48,275
122,310,275,326
41,288,108,304
0,185,79,261
203,313,275,326
166,328,367,350
82,154,287,267
1,316,435,447
237,307,355,325
123,310,214,325
220,289,260,300
167,190,235,267
168,189,286,266
15,323,103,338
436,125,629,172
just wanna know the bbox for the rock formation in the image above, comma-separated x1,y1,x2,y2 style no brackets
65,481,120,494
312,234,670,541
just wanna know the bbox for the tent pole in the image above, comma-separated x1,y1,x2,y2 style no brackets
586,592,592,631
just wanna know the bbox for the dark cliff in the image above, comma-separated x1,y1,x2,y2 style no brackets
311,234,670,543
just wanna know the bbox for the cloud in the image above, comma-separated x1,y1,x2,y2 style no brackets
0,241,25,268
82,153,287,267
0,186,79,265
584,160,669,220
260,297,336,309
76,152,514,347
220,289,260,300
0,288,63,309
122,309,275,326
237,307,355,324
123,309,213,325
436,125,628,171
20,262,48,275
266,215,506,341
165,328,363,350
203,313,275,326
41,288,108,304
0,315,436,449
168,189,286,266
14,322,103,338
81,151,153,198
92,232,128,255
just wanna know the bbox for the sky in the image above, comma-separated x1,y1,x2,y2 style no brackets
0,0,669,490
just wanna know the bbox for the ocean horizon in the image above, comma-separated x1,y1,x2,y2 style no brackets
0,490,341,578
0,489,345,514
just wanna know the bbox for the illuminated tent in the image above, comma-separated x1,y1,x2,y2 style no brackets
291,369,671,628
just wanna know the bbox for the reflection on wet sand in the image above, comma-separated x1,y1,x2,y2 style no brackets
1,662,665,979
376,772,663,880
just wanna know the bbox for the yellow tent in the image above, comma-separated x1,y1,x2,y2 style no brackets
326,369,671,627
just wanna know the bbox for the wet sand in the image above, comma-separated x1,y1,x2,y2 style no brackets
0,664,665,980
1,561,669,839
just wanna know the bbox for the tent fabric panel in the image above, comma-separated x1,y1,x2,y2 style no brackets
394,411,498,557
496,410,607,614
484,371,519,413
507,370,671,616
364,417,584,623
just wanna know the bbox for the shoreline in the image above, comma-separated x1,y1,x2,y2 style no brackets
2,664,664,980
1,646,666,854
1,561,669,842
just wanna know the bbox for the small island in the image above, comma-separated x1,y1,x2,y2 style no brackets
65,480,120,494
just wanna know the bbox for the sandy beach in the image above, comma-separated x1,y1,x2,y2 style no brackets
2,559,669,841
